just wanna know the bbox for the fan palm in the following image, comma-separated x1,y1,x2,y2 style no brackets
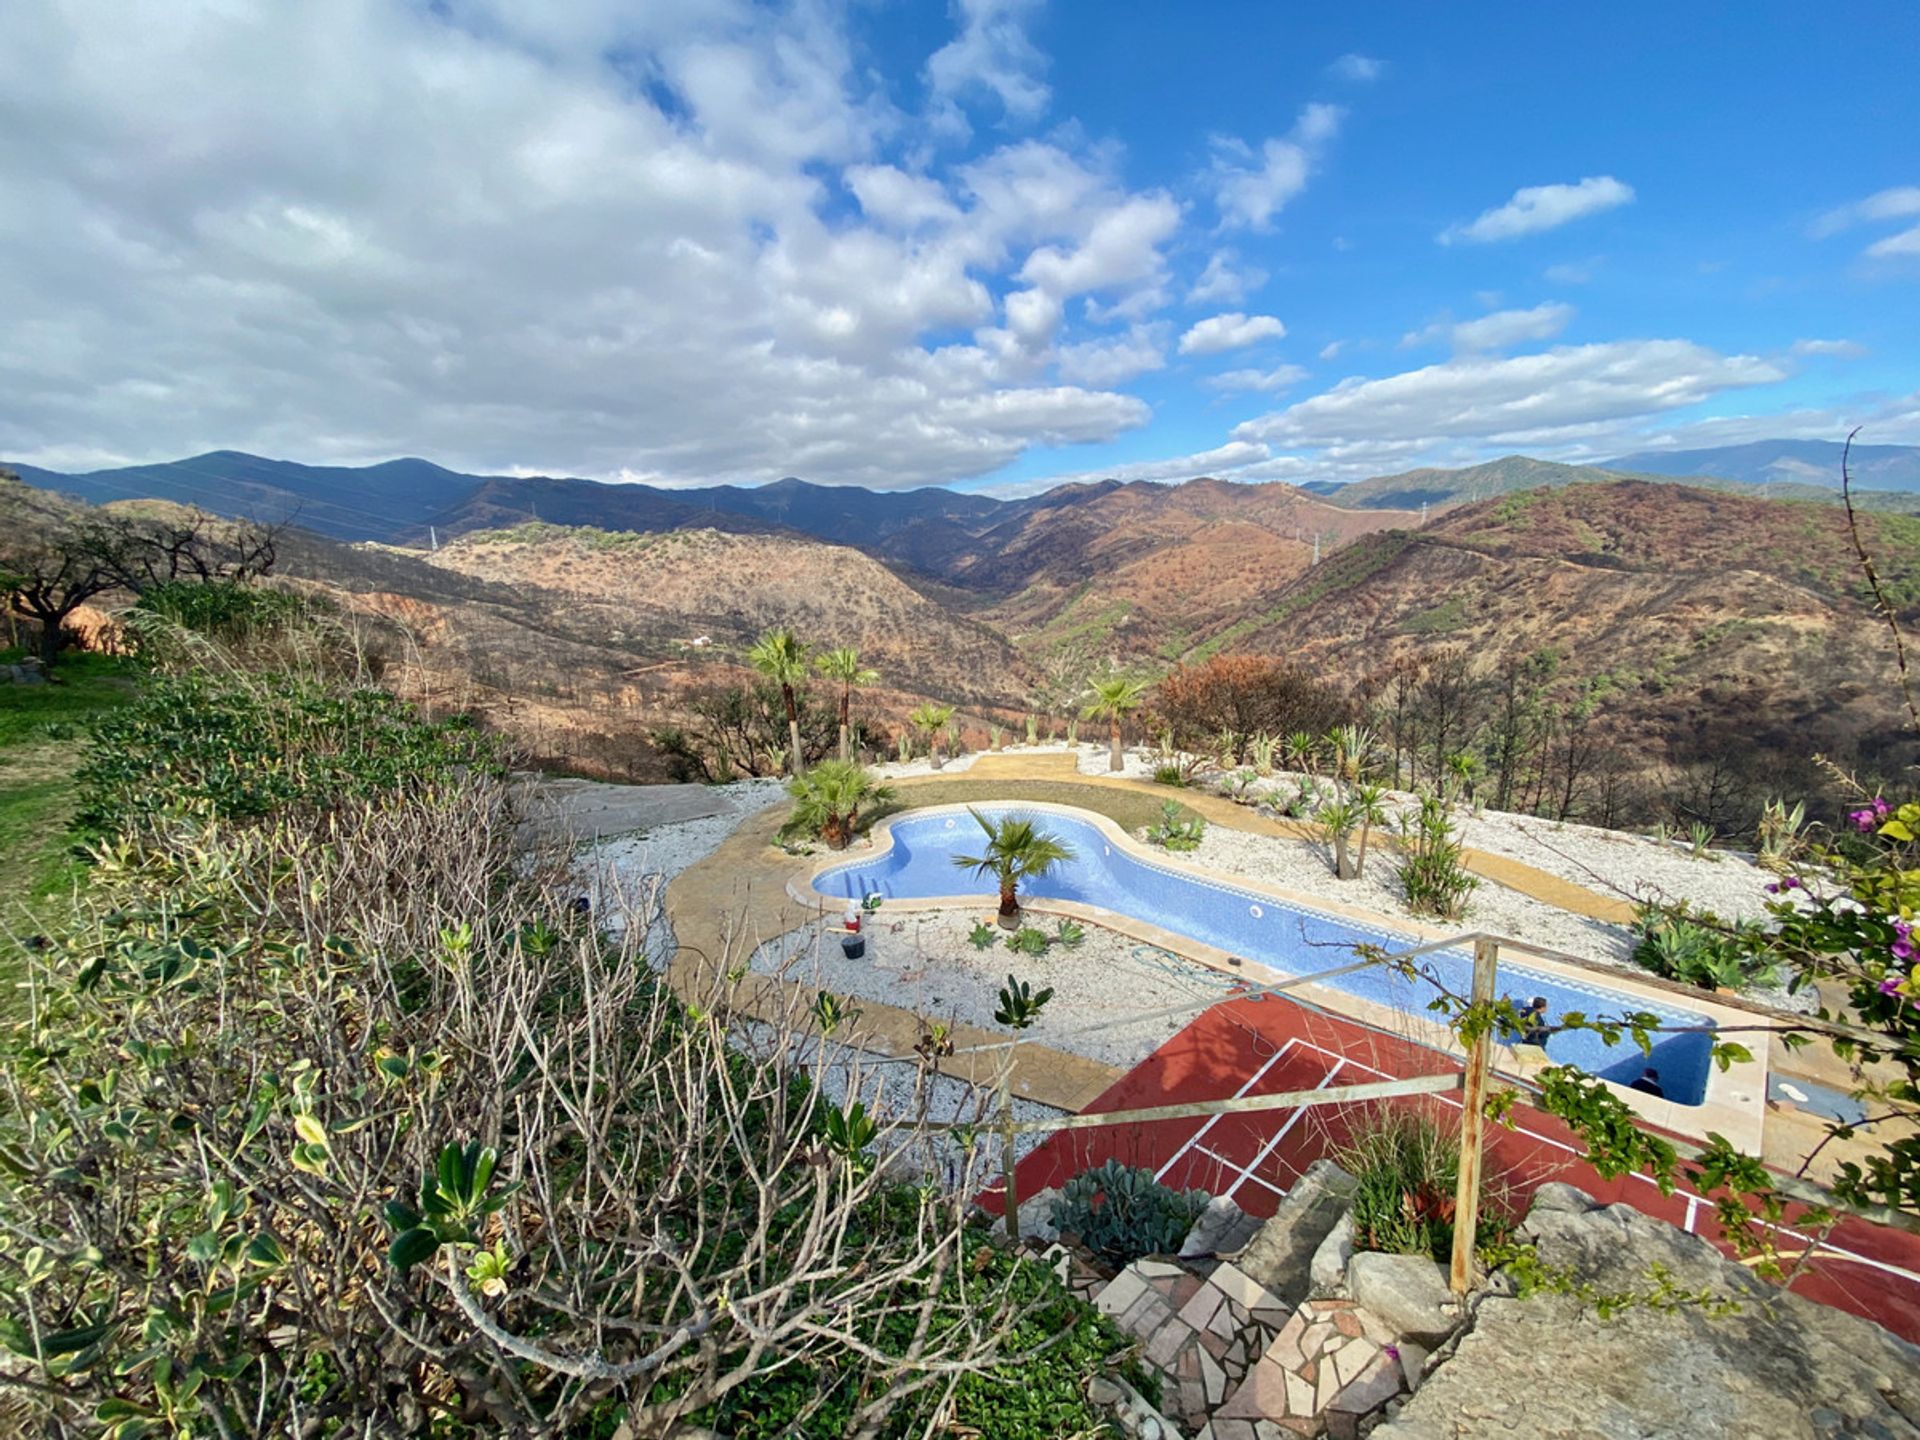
815,647,879,763
748,628,811,775
910,702,956,767
781,761,894,850
1082,675,1149,773
952,808,1075,928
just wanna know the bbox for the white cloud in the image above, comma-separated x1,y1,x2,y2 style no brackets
1209,104,1343,230
1178,312,1287,356
1056,326,1167,386
1205,364,1308,394
1188,248,1267,304
1327,53,1382,82
1440,176,1635,244
0,0,1182,488
1544,258,1601,284
1790,337,1867,358
1867,224,1920,259
1811,186,1920,237
1233,340,1785,451
978,439,1271,496
1318,340,1345,361
1402,302,1575,353
924,0,1050,141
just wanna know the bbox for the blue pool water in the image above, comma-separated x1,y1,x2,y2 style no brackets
815,807,1715,1106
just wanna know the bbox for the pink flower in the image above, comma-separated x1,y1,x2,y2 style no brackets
1852,809,1879,832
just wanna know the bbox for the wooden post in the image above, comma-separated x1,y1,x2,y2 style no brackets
1450,936,1498,1295
999,1066,1020,1242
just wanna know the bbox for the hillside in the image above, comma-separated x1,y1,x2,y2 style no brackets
420,524,1022,707
964,478,1418,658
1319,455,1681,511
1211,481,1920,784
1606,438,1920,492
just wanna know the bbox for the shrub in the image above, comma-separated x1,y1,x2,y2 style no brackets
1397,794,1478,919
1151,762,1187,787
3,670,1132,1437
1146,800,1205,853
73,672,496,837
779,759,894,849
1052,1160,1210,1265
1631,904,1779,990
1339,1112,1472,1265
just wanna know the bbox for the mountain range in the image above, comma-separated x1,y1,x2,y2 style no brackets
11,439,1920,805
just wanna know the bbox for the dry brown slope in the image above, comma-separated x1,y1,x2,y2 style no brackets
1216,482,1920,767
423,524,1024,707
968,478,1418,659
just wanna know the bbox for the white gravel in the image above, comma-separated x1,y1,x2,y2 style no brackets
749,911,1243,1070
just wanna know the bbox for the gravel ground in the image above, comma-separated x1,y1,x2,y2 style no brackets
749,911,1244,1070
732,1018,1066,1189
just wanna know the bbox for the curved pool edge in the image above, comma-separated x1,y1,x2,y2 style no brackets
791,800,1767,1150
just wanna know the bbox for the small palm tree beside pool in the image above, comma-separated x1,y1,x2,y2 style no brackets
953,808,1075,928
781,761,894,850
1082,675,1148,773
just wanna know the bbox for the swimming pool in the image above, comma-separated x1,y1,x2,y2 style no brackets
812,805,1716,1106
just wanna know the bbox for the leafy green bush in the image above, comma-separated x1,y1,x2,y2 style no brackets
1151,762,1186,787
73,672,495,836
1631,905,1778,991
132,579,308,636
1146,800,1205,852
1397,794,1478,919
1053,1160,1210,1265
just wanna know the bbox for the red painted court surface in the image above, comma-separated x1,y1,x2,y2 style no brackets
986,992,1920,1344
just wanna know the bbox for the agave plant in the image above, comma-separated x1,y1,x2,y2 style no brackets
952,809,1075,928
780,761,895,850
988,723,1005,751
1329,723,1376,787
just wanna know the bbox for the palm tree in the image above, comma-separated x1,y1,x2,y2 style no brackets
953,809,1075,928
781,761,894,850
1444,751,1479,806
910,702,955,768
1352,782,1390,879
815,647,879,763
1082,675,1148,773
1318,798,1359,879
749,628,811,776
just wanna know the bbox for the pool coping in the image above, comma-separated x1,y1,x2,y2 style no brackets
791,799,1768,1151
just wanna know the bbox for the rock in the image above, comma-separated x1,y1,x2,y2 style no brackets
1526,1181,1601,1216
1394,1340,1430,1392
1345,1253,1461,1347
1088,1371,1186,1440
1308,1212,1355,1297
1181,1195,1263,1259
1373,1193,1920,1439
1234,1160,1357,1305
1017,1186,1062,1243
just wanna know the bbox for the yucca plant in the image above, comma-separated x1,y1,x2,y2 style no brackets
1318,797,1360,879
1442,751,1479,806
1351,781,1390,879
989,723,1005,751
780,760,895,850
1025,713,1038,745
953,809,1075,928
1398,794,1478,919
1284,730,1319,776
1756,798,1808,869
896,732,912,764
1250,730,1277,775
1330,723,1375,786
1688,821,1717,861
1082,675,1149,773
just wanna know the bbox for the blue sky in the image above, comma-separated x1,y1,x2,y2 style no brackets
1,1,1915,490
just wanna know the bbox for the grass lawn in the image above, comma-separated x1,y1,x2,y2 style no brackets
872,777,1200,835
0,652,138,955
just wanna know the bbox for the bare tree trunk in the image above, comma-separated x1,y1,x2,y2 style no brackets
1108,719,1123,772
